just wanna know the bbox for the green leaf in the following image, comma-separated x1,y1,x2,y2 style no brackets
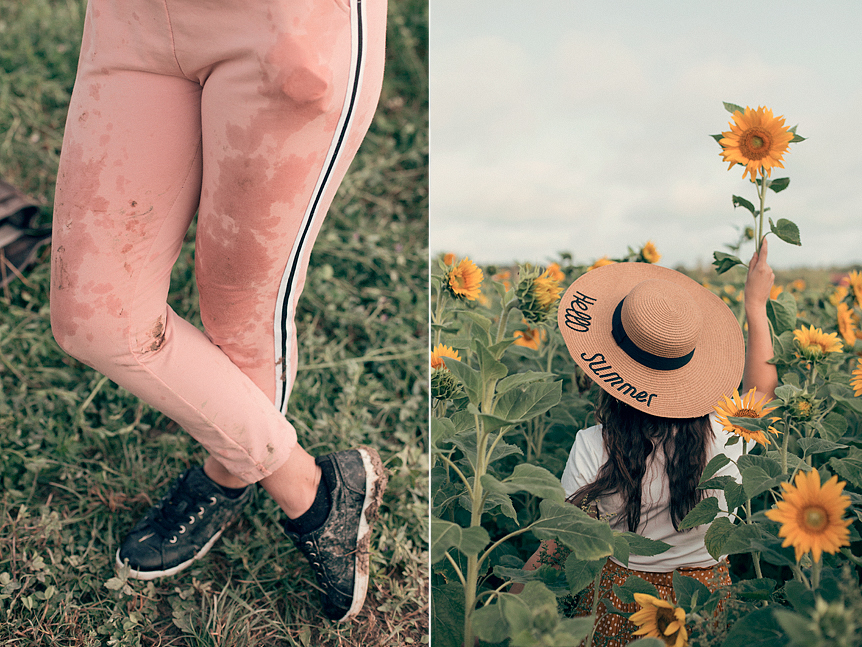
741,466,786,499
564,554,605,595
450,430,522,470
678,496,720,530
701,454,732,483
618,533,672,557
431,582,465,647
672,571,711,613
766,291,798,336
738,454,781,477
773,610,820,645
430,517,490,563
613,534,630,567
431,416,457,450
472,584,550,644
768,217,802,246
480,463,565,502
723,101,745,115
532,500,615,561
712,251,745,275
613,576,658,605
698,475,736,491
493,565,569,595
722,523,763,556
797,437,847,457
819,412,849,442
727,415,774,433
474,338,508,386
445,358,482,405
724,481,747,512
493,381,562,423
767,177,790,193
789,126,807,143
732,195,757,216
554,618,596,645
704,517,735,560
458,489,517,520
721,606,787,647
462,311,493,334
783,580,815,613
496,371,556,396
709,133,725,145
829,446,862,490
731,578,777,600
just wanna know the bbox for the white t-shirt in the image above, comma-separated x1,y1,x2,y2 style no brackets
560,413,747,572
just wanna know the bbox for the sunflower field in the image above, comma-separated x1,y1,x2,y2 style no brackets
431,104,862,647
431,251,862,647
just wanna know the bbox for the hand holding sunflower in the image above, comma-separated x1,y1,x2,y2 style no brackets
711,102,805,274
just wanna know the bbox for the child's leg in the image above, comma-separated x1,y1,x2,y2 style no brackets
182,0,386,507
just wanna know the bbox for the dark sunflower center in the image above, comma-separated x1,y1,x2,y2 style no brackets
740,127,773,160
803,506,828,531
655,607,679,645
736,408,759,418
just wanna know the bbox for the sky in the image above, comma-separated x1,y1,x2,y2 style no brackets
430,1,862,270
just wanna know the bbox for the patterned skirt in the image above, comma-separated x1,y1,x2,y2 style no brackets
567,558,731,647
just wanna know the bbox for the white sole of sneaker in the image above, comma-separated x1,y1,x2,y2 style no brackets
115,527,225,581
341,446,386,621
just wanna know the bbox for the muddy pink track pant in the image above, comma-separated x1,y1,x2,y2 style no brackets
50,0,386,483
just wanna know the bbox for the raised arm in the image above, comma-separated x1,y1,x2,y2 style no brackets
742,238,778,401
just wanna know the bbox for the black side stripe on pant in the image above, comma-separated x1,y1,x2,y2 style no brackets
274,0,366,414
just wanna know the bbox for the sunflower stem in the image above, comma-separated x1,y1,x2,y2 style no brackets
780,414,791,475
756,174,768,253
496,299,518,344
811,558,822,590
741,441,764,579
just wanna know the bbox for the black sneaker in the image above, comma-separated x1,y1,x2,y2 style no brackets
282,447,387,621
116,467,252,580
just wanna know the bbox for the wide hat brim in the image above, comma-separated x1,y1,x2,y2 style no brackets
557,263,744,418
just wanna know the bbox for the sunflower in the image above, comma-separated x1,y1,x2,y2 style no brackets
442,253,456,266
719,106,794,181
446,258,483,301
829,286,849,307
794,325,843,359
852,359,862,397
545,262,565,282
849,270,862,308
631,593,688,647
789,279,806,292
513,323,546,350
491,269,512,291
641,241,661,264
837,303,859,348
713,387,778,446
764,469,851,562
770,285,784,300
533,269,563,308
430,344,461,370
588,256,615,271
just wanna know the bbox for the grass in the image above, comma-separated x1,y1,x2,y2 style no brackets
0,0,428,645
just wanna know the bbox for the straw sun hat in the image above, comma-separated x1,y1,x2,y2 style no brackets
557,262,744,418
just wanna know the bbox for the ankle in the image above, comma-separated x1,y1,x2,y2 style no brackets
203,457,249,490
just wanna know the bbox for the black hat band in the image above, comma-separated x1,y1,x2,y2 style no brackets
611,298,695,371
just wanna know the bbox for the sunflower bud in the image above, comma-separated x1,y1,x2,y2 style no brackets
809,596,857,647
788,394,819,421
515,264,563,325
431,368,459,401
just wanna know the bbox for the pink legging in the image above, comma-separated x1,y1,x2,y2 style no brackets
50,0,386,483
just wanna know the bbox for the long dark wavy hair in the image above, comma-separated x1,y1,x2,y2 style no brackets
567,389,714,533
